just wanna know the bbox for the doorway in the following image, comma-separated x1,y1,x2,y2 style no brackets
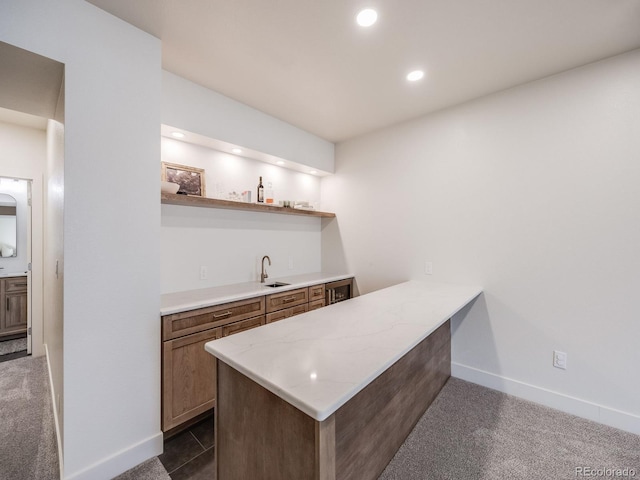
0,40,64,365
0,177,32,362
0,39,65,478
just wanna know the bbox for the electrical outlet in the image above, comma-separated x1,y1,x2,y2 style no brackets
553,350,567,370
424,261,433,275
288,256,294,270
200,266,208,280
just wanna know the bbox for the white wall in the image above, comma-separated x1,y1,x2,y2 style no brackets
0,121,46,358
162,70,335,173
322,49,640,434
0,1,162,479
161,137,322,293
162,136,322,205
45,118,65,457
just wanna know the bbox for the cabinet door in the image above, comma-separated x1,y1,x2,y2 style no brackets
4,291,27,334
162,327,221,431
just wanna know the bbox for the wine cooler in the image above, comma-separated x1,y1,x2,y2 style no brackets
325,278,353,305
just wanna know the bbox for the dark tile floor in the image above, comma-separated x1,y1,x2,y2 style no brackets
158,415,215,480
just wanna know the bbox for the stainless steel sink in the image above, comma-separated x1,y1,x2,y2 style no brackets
264,282,290,288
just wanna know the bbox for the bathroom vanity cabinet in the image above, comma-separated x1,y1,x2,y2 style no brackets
0,275,27,339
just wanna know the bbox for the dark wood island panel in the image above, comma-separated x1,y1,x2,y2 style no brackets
215,320,451,479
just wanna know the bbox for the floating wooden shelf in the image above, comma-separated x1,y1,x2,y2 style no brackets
161,193,336,218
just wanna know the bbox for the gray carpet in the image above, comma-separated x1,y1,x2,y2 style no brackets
113,457,171,480
0,355,59,479
4,356,636,480
0,354,169,480
0,337,27,355
380,378,640,480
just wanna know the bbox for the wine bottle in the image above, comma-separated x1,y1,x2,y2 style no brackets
257,176,264,203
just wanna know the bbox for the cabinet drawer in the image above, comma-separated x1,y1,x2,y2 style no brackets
4,276,27,293
308,299,325,311
308,284,325,301
266,303,308,324
163,296,265,341
222,315,266,337
266,287,308,313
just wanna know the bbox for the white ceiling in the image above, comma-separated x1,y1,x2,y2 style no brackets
0,41,64,123
0,106,48,130
87,0,640,143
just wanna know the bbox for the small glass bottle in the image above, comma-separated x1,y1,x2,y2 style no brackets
265,182,274,204
257,176,264,203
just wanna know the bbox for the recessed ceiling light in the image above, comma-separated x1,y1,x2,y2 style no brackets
356,8,377,27
276,161,285,165
231,148,242,154
171,131,185,138
309,170,318,175
407,70,425,82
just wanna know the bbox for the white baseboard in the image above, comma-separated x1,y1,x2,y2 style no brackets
451,362,640,436
43,345,163,480
44,344,65,480
65,431,163,480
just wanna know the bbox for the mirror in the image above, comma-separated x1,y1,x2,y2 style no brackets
0,193,17,257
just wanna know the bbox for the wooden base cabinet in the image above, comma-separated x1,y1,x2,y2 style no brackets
265,283,339,323
161,278,354,433
0,276,28,339
161,296,266,433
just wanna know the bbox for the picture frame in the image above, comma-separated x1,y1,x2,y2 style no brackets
161,162,206,197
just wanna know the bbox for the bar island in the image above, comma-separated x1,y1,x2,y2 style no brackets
205,280,482,480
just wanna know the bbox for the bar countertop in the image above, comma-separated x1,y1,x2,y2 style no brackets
205,280,482,421
161,271,354,315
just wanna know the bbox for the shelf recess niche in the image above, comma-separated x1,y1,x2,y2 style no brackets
161,193,335,218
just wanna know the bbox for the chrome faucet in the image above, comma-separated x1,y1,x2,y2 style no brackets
260,255,271,283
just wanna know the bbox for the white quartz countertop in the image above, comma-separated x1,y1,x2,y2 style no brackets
161,272,354,315
205,280,482,421
0,272,27,278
